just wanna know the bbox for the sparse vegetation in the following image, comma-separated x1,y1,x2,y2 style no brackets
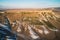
0,9,60,40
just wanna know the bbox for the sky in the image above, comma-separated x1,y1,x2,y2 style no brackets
0,0,60,9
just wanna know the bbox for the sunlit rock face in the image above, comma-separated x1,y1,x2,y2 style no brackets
0,8,60,40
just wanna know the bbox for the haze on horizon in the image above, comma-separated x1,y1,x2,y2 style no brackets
0,0,60,9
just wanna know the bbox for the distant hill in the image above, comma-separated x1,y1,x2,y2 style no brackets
51,7,60,11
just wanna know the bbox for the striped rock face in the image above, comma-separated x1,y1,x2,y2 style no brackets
0,9,60,40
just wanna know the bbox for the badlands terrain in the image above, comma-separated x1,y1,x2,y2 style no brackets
0,8,60,40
